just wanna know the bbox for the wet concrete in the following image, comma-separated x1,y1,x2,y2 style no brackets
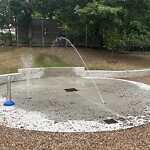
0,77,149,124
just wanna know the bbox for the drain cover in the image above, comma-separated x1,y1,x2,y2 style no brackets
64,88,79,92
104,118,118,124
118,117,126,121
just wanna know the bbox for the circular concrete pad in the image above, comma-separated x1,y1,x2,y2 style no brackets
0,77,149,132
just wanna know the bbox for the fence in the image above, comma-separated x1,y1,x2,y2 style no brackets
0,18,101,48
28,18,101,47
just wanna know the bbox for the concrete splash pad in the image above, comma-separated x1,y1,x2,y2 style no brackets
0,76,149,132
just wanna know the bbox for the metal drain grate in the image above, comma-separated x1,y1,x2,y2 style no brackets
64,88,79,92
104,118,118,124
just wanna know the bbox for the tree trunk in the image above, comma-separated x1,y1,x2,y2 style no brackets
111,49,114,60
15,17,19,46
27,13,32,47
95,30,104,49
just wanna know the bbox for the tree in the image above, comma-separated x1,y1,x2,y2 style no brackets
1,0,149,50
0,0,14,42
122,0,150,50
9,0,33,45
32,0,57,18
75,1,124,48
52,0,92,33
105,0,150,51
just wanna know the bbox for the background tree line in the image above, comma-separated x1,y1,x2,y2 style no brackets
0,0,150,51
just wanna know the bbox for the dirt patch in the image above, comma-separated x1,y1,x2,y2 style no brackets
123,76,150,85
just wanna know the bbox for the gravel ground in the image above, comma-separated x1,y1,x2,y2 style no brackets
0,124,149,150
0,76,149,150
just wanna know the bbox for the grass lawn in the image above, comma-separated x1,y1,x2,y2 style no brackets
0,46,150,74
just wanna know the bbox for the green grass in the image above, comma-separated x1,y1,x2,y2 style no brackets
0,68,18,75
35,53,75,68
89,67,117,70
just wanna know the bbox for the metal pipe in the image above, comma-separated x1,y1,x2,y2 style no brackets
16,18,19,46
3,76,15,106
42,19,45,47
6,75,11,101
85,25,88,47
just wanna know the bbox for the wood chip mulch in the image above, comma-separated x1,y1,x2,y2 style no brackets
0,76,150,150
0,124,149,150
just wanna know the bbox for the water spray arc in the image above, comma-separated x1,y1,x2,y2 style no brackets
55,37,105,104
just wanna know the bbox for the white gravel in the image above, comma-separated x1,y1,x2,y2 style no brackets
0,97,149,132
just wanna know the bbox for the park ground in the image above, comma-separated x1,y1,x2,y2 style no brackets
0,46,150,74
0,46,149,149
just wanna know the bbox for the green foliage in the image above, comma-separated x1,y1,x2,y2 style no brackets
1,0,150,51
113,0,150,50
32,0,56,18
9,0,32,16
75,1,124,48
0,0,13,29
0,32,16,43
0,0,15,43
0,68,18,75
9,0,32,26
51,0,94,34
76,2,123,29
104,29,124,51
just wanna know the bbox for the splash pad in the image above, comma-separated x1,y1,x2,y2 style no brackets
0,67,149,132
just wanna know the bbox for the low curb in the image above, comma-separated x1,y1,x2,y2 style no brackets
0,67,149,85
